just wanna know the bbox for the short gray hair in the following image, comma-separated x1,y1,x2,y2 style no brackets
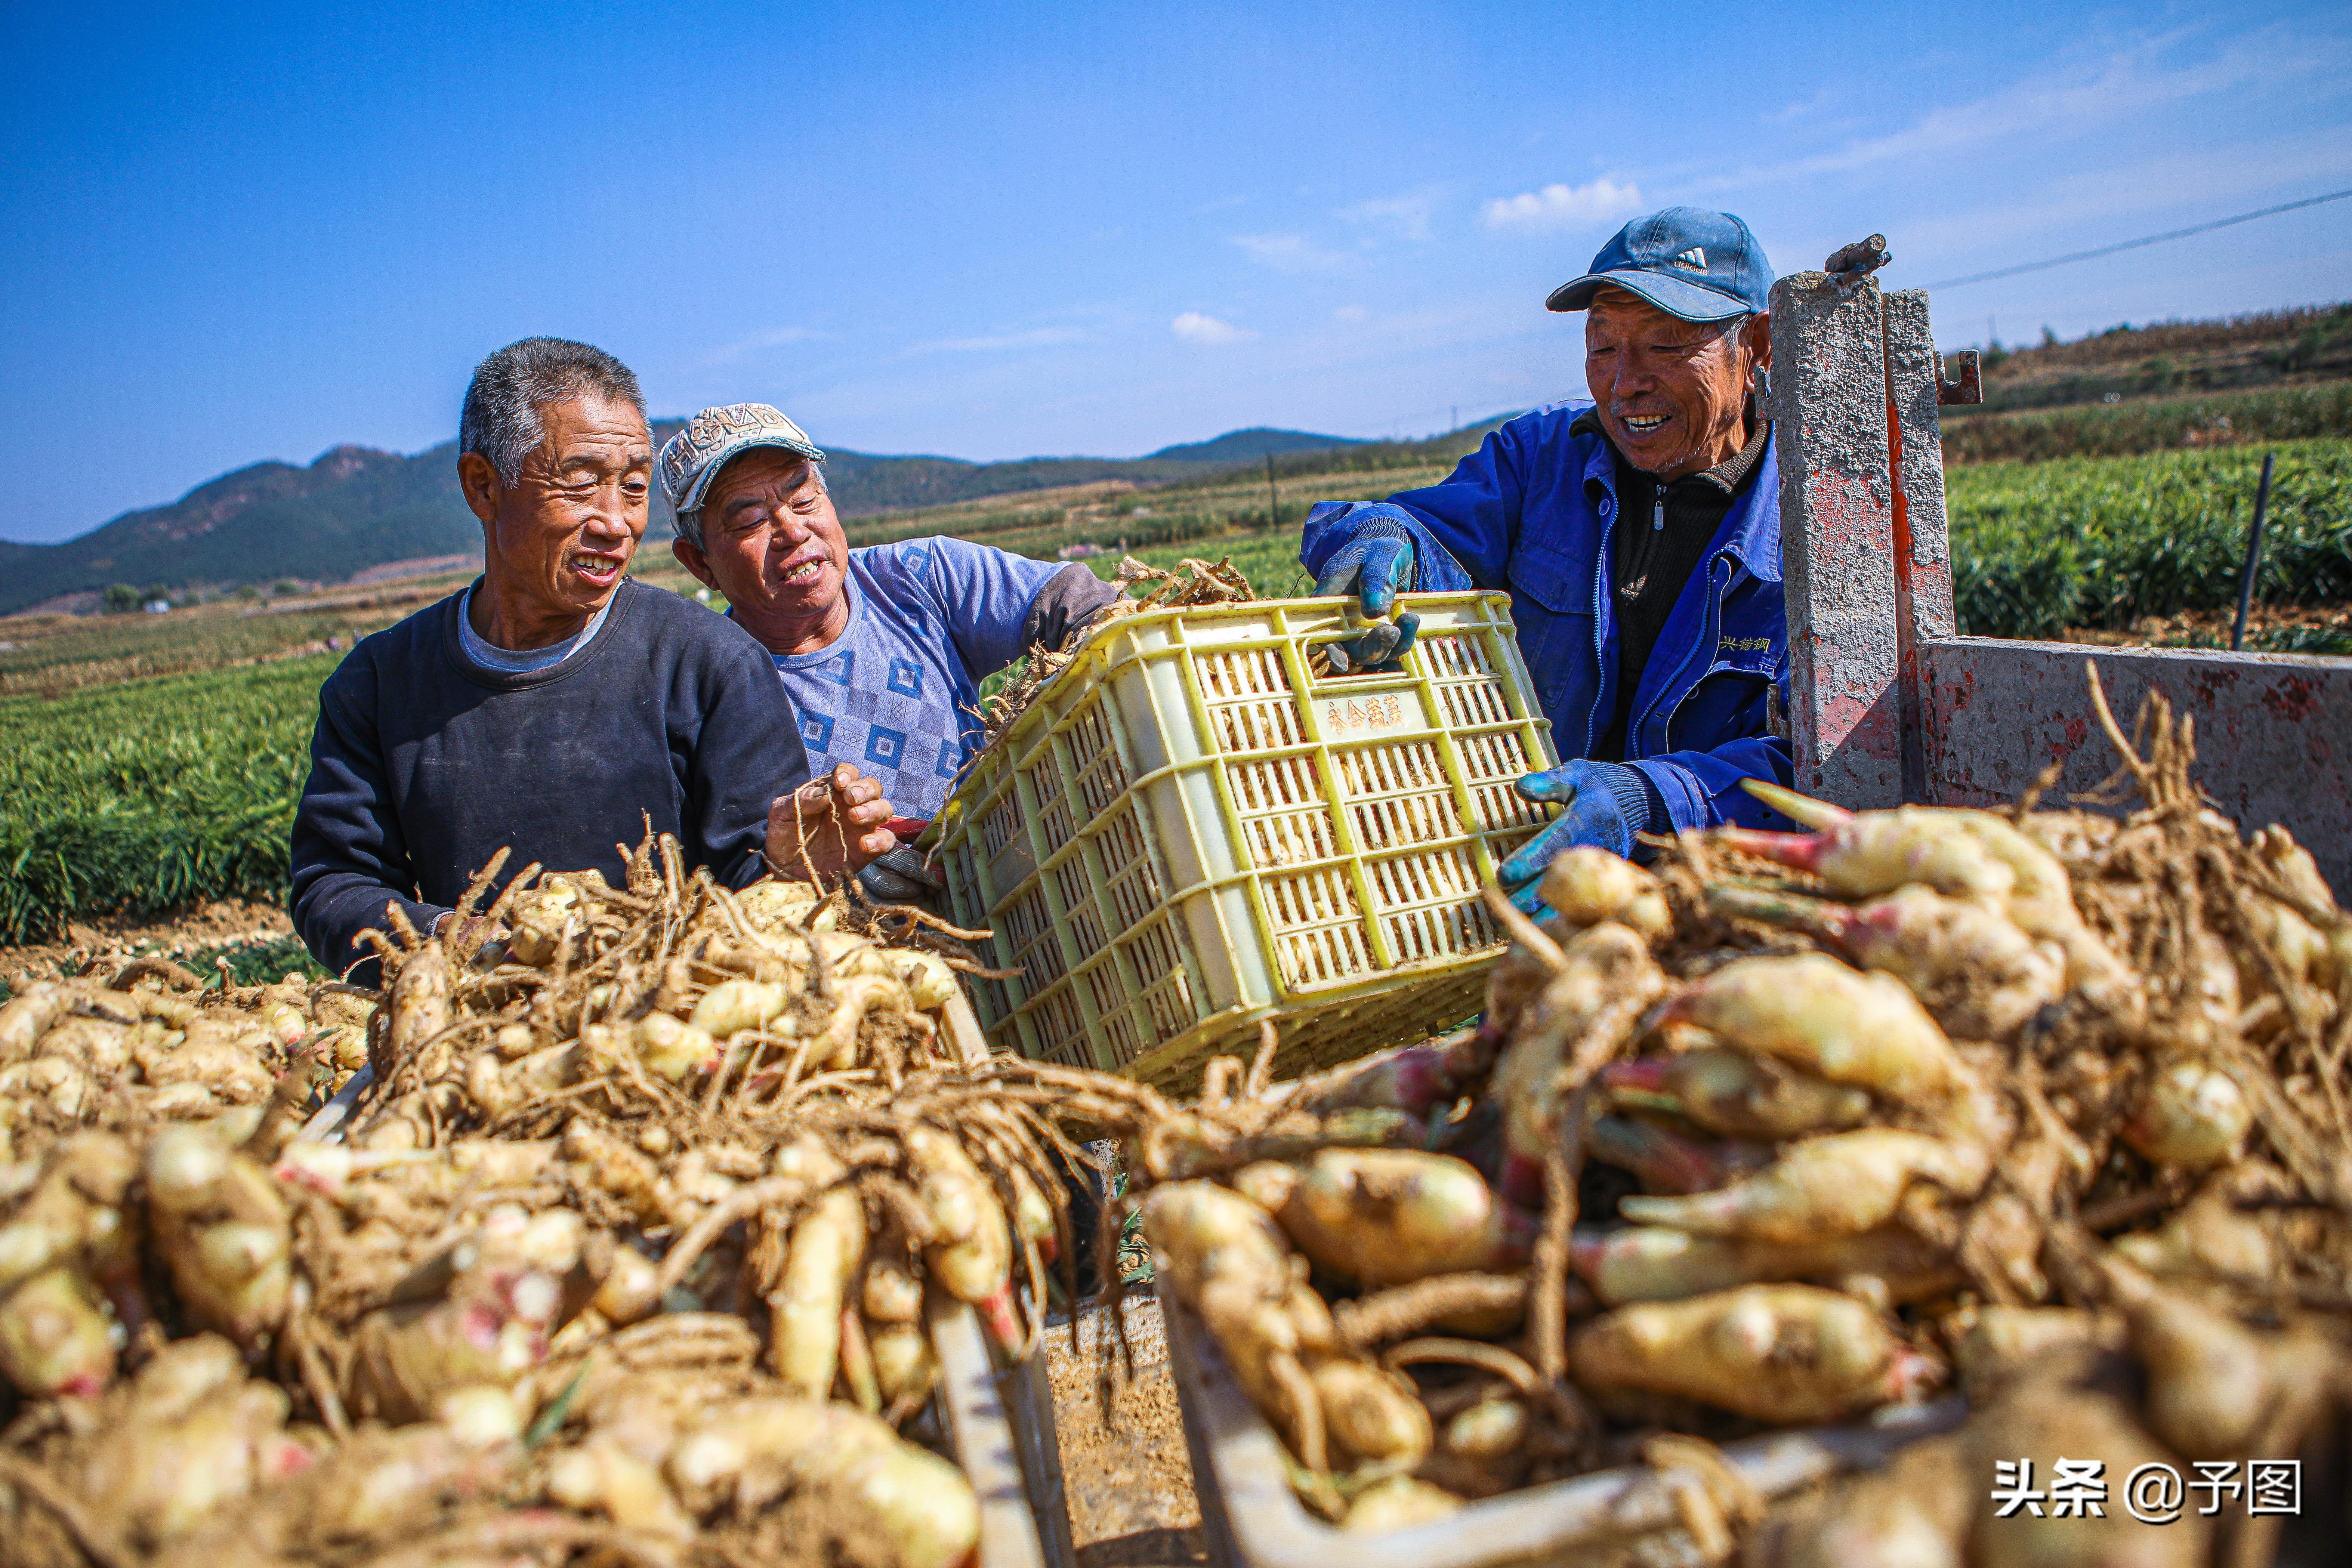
677,452,827,549
460,337,645,486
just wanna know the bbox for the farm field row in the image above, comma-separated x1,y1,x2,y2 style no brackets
11,408,2342,700
1088,438,2352,648
1,437,2343,948
1938,379,2352,464
0,659,327,947
0,562,732,700
1946,437,2351,641
0,572,486,698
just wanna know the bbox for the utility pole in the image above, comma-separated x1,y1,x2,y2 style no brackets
1265,452,1278,527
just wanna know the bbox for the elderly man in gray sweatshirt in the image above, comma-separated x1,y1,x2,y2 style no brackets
290,337,895,979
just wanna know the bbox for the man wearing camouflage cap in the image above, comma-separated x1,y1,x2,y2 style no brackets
661,403,1121,900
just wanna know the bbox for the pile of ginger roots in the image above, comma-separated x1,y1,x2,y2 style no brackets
1051,686,2352,1567
0,828,1128,1568
5,672,2352,1568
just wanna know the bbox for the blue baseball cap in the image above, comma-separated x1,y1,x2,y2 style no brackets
1546,207,1773,321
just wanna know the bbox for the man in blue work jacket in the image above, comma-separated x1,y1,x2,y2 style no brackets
1301,206,1790,911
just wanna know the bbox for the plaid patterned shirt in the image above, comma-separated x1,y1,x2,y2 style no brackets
766,537,1079,821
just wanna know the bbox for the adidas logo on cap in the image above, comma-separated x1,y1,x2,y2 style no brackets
1670,247,1707,272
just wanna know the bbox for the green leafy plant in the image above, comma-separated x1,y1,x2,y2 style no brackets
1948,439,2351,638
1941,384,2352,465
0,658,325,943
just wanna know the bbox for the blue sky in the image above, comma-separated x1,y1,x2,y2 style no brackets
4,1,2350,543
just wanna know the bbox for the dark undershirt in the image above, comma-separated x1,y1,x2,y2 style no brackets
1581,410,1769,762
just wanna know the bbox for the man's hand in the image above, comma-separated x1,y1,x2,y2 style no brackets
767,762,898,881
1495,760,1652,913
1313,533,1419,672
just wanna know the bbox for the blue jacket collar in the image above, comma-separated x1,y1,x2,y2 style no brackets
1722,436,1781,583
1566,404,1780,582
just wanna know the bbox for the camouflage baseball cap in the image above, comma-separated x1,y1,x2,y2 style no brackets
659,402,826,519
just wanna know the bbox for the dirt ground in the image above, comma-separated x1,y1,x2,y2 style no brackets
2064,599,2352,651
0,897,294,987
1044,1297,1209,1568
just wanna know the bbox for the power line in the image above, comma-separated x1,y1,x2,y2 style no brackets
1321,192,2348,436
1923,187,2352,291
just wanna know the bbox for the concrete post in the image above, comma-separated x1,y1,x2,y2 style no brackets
1762,240,2349,893
1769,269,1904,809
1880,288,1960,803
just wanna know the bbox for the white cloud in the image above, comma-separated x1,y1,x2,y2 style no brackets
1233,232,1351,272
1171,311,1254,345
1479,176,1644,231
1703,28,2344,192
906,327,1086,355
1895,131,2352,283
702,324,827,364
1763,86,1836,127
1333,304,1368,322
1338,188,1443,241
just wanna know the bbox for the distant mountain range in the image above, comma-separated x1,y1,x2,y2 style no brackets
0,424,1362,617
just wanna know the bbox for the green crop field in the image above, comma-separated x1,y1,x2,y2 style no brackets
1091,438,2352,646
1939,382,2352,466
3,436,2345,949
0,580,466,700
1947,438,2352,641
0,657,329,945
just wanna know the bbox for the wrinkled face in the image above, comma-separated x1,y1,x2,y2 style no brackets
1584,289,1765,481
481,395,652,617
698,448,849,623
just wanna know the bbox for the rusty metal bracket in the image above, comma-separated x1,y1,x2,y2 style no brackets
1824,235,1892,276
1934,349,1982,406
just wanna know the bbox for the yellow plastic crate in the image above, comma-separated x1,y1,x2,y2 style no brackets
933,592,1557,1086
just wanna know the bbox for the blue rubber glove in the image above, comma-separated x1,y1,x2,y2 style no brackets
1496,761,1656,914
1312,533,1420,672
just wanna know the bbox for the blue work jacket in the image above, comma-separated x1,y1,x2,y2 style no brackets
1300,400,1794,833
